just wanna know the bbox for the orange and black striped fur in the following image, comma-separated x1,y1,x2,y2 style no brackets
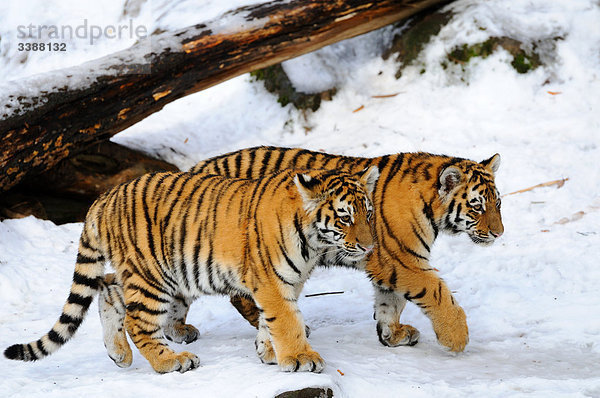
4,167,378,373
98,146,503,355
188,147,504,351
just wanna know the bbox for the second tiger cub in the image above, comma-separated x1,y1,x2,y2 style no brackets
4,167,378,374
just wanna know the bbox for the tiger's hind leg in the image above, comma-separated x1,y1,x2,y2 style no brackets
230,295,260,329
163,295,199,344
122,280,199,373
98,277,199,347
98,273,132,368
374,287,420,347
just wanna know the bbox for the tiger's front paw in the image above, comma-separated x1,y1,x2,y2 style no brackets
279,351,324,373
164,322,200,344
377,322,420,347
434,306,469,352
151,351,200,374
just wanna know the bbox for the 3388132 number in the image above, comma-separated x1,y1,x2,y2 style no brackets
17,42,67,51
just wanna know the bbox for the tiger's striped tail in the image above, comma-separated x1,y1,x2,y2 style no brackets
4,222,105,362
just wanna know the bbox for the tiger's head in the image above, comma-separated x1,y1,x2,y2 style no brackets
294,166,379,260
438,154,504,245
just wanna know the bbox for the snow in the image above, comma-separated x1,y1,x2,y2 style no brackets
2,0,600,397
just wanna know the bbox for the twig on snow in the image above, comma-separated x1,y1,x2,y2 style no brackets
305,291,344,298
502,178,569,197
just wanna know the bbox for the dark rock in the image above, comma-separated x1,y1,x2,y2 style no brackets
274,387,334,398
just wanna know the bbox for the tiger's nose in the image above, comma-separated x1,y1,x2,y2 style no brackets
357,243,374,252
490,231,503,238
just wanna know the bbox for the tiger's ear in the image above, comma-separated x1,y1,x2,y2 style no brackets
439,165,463,197
356,166,380,194
294,173,322,204
481,153,501,174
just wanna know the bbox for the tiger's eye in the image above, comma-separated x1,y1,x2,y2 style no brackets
473,204,483,212
340,215,352,224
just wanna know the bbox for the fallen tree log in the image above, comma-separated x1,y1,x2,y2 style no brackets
0,0,453,192
0,142,178,223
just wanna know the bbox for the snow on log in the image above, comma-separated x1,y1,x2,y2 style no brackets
0,0,453,192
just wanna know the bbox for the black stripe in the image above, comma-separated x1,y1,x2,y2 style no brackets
59,313,82,327
26,344,36,360
421,195,439,238
178,205,192,293
141,175,160,266
193,161,207,174
126,313,160,328
130,284,170,303
247,149,256,179
193,240,202,290
72,271,99,289
161,173,191,235
222,156,230,176
213,158,223,175
271,262,294,286
379,208,410,257
48,329,67,345
76,253,100,264
383,154,404,188
268,239,294,286
36,340,48,356
388,268,397,287
126,301,167,316
402,245,428,261
259,150,272,176
126,256,173,298
278,242,302,275
293,213,310,261
234,151,243,176
59,313,83,333
67,293,93,309
252,174,274,212
305,154,317,170
411,224,431,253
290,149,310,168
272,148,285,171
206,245,217,292
404,288,427,301
136,327,162,335
78,237,96,252
454,203,463,223
379,235,412,272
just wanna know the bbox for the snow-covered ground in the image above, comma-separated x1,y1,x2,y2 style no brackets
1,0,600,397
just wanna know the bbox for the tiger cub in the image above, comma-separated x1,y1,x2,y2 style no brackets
184,147,504,352
96,147,503,355
4,167,378,373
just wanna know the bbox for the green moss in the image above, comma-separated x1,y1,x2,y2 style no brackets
448,39,496,63
447,37,541,74
511,53,535,74
384,10,454,78
250,64,336,111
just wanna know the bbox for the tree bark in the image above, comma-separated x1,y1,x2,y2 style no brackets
0,0,453,192
0,142,178,223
